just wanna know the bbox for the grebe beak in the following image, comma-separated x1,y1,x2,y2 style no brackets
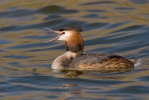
44,27,61,43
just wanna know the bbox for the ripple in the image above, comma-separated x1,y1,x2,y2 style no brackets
82,14,108,19
0,9,34,18
36,5,78,14
85,9,106,13
0,39,12,44
139,76,149,82
129,0,149,4
81,1,117,5
58,20,87,28
8,62,20,66
107,21,132,29
0,50,5,52
22,34,52,40
7,43,47,49
111,25,146,33
0,18,68,32
105,85,149,94
84,22,108,31
82,14,99,18
44,15,62,21
9,75,65,86
25,44,64,52
0,25,21,31
115,7,136,10
3,55,34,59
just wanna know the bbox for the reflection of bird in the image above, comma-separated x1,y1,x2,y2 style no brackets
44,27,138,70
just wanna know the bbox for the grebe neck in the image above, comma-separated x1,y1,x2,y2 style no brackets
51,30,84,69
51,51,82,69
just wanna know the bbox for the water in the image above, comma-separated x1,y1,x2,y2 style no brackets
0,0,149,99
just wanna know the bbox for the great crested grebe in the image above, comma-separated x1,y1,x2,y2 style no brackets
44,27,138,70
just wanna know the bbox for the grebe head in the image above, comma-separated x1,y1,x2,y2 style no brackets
44,27,84,52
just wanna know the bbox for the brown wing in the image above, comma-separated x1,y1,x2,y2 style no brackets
69,53,134,70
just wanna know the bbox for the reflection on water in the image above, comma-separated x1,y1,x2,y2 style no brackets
0,0,149,99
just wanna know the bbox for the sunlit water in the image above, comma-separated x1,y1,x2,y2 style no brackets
0,0,149,100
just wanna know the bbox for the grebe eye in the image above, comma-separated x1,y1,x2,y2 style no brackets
62,32,65,34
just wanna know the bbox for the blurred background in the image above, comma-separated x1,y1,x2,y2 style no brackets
0,0,149,100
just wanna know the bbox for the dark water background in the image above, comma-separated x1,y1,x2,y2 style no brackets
1,0,149,100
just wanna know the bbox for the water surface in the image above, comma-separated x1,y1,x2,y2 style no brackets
0,0,149,100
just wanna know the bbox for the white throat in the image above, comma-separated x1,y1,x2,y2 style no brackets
51,51,82,69
58,31,71,41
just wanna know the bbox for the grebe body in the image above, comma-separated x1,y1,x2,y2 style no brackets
44,27,137,70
